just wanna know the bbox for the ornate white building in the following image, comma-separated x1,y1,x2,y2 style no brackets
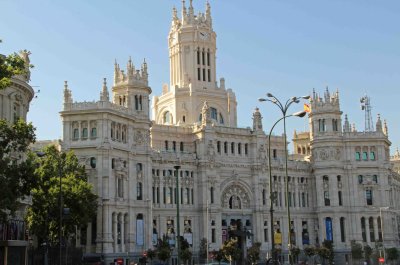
0,50,35,265
59,1,400,264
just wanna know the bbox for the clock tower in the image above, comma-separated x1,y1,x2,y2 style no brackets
168,0,216,89
153,0,237,127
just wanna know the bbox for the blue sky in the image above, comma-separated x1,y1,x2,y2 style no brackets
1,0,400,153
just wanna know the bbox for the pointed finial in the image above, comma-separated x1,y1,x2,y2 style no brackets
64,81,68,90
172,6,178,19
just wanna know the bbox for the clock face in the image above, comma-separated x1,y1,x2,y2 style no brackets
199,31,209,40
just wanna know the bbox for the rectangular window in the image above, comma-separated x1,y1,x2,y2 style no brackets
369,217,375,242
332,119,338,131
224,142,228,154
137,182,142,200
245,144,248,155
231,142,235,154
208,69,211,82
210,187,214,204
163,187,166,204
165,141,169,150
207,52,210,66
90,127,97,138
338,191,343,206
197,68,201,80
217,141,221,153
73,128,79,140
203,68,206,81
202,51,205,65
324,191,330,206
355,152,361,161
264,228,268,242
238,143,241,155
273,149,277,158
211,228,216,243
370,151,376,160
362,152,368,161
173,141,176,152
302,193,306,207
157,187,160,203
197,50,200,65
366,189,373,205
118,178,123,198
262,189,266,205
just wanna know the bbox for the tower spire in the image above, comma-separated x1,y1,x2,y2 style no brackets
100,78,109,102
181,0,187,24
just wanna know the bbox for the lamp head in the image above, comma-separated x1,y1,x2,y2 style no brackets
266,93,274,98
258,98,267,102
301,95,311,100
292,111,307,118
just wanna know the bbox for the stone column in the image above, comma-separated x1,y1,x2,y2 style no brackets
86,222,92,253
113,213,117,252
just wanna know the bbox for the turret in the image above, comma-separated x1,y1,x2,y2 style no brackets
100,78,109,102
252,107,263,131
112,57,152,117
309,87,342,140
376,114,382,132
343,114,350,132
63,81,73,110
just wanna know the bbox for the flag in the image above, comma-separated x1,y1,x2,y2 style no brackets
304,103,311,113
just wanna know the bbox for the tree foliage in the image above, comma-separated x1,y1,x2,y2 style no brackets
146,248,156,261
199,237,208,260
247,242,261,265
0,119,36,223
318,240,334,265
387,247,399,262
351,240,364,261
221,238,241,263
0,46,31,90
211,249,224,264
156,235,172,263
26,145,97,243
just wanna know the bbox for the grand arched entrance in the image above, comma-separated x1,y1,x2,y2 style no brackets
220,183,253,264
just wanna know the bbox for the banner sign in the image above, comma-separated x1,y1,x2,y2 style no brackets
325,218,333,241
136,219,144,246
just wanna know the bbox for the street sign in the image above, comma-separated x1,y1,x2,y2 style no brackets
379,257,384,263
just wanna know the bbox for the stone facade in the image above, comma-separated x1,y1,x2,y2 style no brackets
59,2,400,263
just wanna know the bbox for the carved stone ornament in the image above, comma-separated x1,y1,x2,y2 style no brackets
319,149,329,160
221,184,250,209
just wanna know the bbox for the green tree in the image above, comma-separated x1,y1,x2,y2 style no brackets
221,238,241,264
318,240,334,265
199,237,208,261
291,246,301,264
351,241,364,263
387,247,399,264
177,236,192,264
247,242,261,265
0,45,32,90
211,249,224,264
364,245,372,263
304,246,317,264
156,235,172,264
26,145,98,244
0,119,36,223
146,248,156,265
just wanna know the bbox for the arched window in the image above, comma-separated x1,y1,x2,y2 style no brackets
210,107,217,120
369,217,375,242
137,182,143,200
340,217,345,242
361,217,366,242
90,157,96,169
163,111,171,124
219,113,224,124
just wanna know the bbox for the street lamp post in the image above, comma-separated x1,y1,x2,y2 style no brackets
259,94,310,265
174,165,181,265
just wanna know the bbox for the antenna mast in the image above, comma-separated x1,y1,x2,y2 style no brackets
360,95,374,132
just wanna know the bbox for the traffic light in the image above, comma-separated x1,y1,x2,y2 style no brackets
114,258,123,265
